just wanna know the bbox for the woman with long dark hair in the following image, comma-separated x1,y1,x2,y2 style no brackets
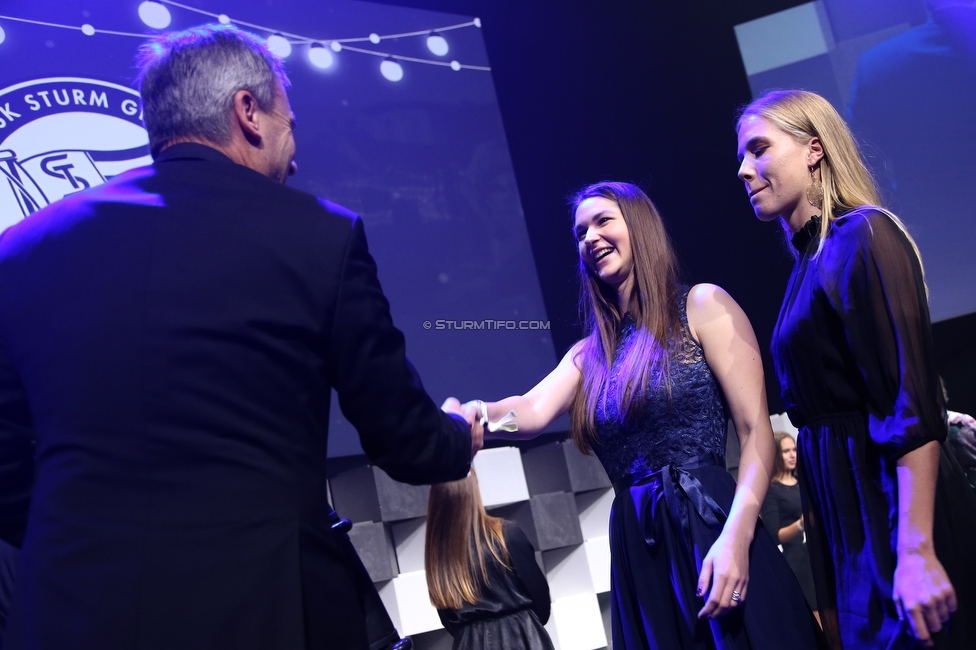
736,89,976,649
467,182,823,649
425,470,553,649
760,432,818,622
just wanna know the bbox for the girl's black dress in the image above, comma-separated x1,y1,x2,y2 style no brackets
593,286,824,649
760,480,817,609
437,521,553,650
772,210,976,649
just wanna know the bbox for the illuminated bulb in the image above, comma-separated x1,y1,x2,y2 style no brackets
218,14,231,25
266,34,292,58
450,60,461,71
330,41,342,52
369,33,380,44
380,58,403,82
474,17,482,28
308,43,334,69
0,25,5,45
138,1,172,29
81,24,95,36
426,33,448,56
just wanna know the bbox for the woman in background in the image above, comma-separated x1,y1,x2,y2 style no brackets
469,182,823,649
736,89,976,649
761,432,818,623
425,470,553,650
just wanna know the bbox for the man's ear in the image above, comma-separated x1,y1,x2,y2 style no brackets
807,136,824,167
232,89,262,146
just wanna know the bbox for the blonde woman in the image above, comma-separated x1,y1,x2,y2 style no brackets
737,89,976,649
425,471,553,649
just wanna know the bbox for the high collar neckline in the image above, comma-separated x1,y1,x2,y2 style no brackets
791,215,822,253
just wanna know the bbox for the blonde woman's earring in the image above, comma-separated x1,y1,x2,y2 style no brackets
806,168,824,210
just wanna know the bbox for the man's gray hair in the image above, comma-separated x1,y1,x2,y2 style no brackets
135,24,290,156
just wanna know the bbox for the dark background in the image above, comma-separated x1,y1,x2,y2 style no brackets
377,0,976,417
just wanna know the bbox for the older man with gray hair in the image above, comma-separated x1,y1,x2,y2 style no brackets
0,24,481,650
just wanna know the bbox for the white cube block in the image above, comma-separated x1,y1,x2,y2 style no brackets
770,412,799,438
376,580,401,632
547,592,608,650
584,536,611,594
472,446,529,507
575,488,613,541
379,570,443,637
542,544,594,600
390,517,427,574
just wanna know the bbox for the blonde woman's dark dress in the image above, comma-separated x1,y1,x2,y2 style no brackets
772,209,976,649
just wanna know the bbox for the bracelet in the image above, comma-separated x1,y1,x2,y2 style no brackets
797,518,804,532
473,400,519,434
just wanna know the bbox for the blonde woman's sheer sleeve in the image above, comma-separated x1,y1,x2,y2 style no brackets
820,210,946,461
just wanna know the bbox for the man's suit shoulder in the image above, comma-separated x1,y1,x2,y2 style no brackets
313,197,363,239
314,197,358,222
150,144,362,232
238,172,360,232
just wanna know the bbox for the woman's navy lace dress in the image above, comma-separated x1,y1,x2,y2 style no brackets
593,286,823,649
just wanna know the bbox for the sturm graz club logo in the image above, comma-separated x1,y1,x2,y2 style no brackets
0,77,151,234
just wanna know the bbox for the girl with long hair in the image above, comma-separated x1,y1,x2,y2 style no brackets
760,432,818,622
466,182,823,649
736,89,976,649
425,470,553,649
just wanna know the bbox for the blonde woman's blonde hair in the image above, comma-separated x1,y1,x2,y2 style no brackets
424,470,510,610
737,90,923,271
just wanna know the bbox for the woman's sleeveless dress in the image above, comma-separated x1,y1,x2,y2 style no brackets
592,286,824,649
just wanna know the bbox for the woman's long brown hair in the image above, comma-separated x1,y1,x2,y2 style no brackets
569,182,681,455
425,470,510,610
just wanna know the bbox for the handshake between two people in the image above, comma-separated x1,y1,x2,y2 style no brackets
441,397,485,460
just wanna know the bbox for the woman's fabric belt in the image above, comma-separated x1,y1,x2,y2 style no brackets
612,452,727,547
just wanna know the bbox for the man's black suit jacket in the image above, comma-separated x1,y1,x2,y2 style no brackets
0,143,471,649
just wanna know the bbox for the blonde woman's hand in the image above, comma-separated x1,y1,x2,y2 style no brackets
893,547,957,648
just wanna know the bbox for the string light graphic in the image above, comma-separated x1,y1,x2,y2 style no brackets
0,0,489,83
0,13,146,38
138,1,172,29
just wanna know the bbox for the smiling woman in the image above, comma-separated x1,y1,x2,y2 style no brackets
468,182,826,649
736,112,823,233
574,196,636,306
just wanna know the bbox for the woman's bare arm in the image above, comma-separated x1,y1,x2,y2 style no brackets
469,342,583,440
686,283,776,619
